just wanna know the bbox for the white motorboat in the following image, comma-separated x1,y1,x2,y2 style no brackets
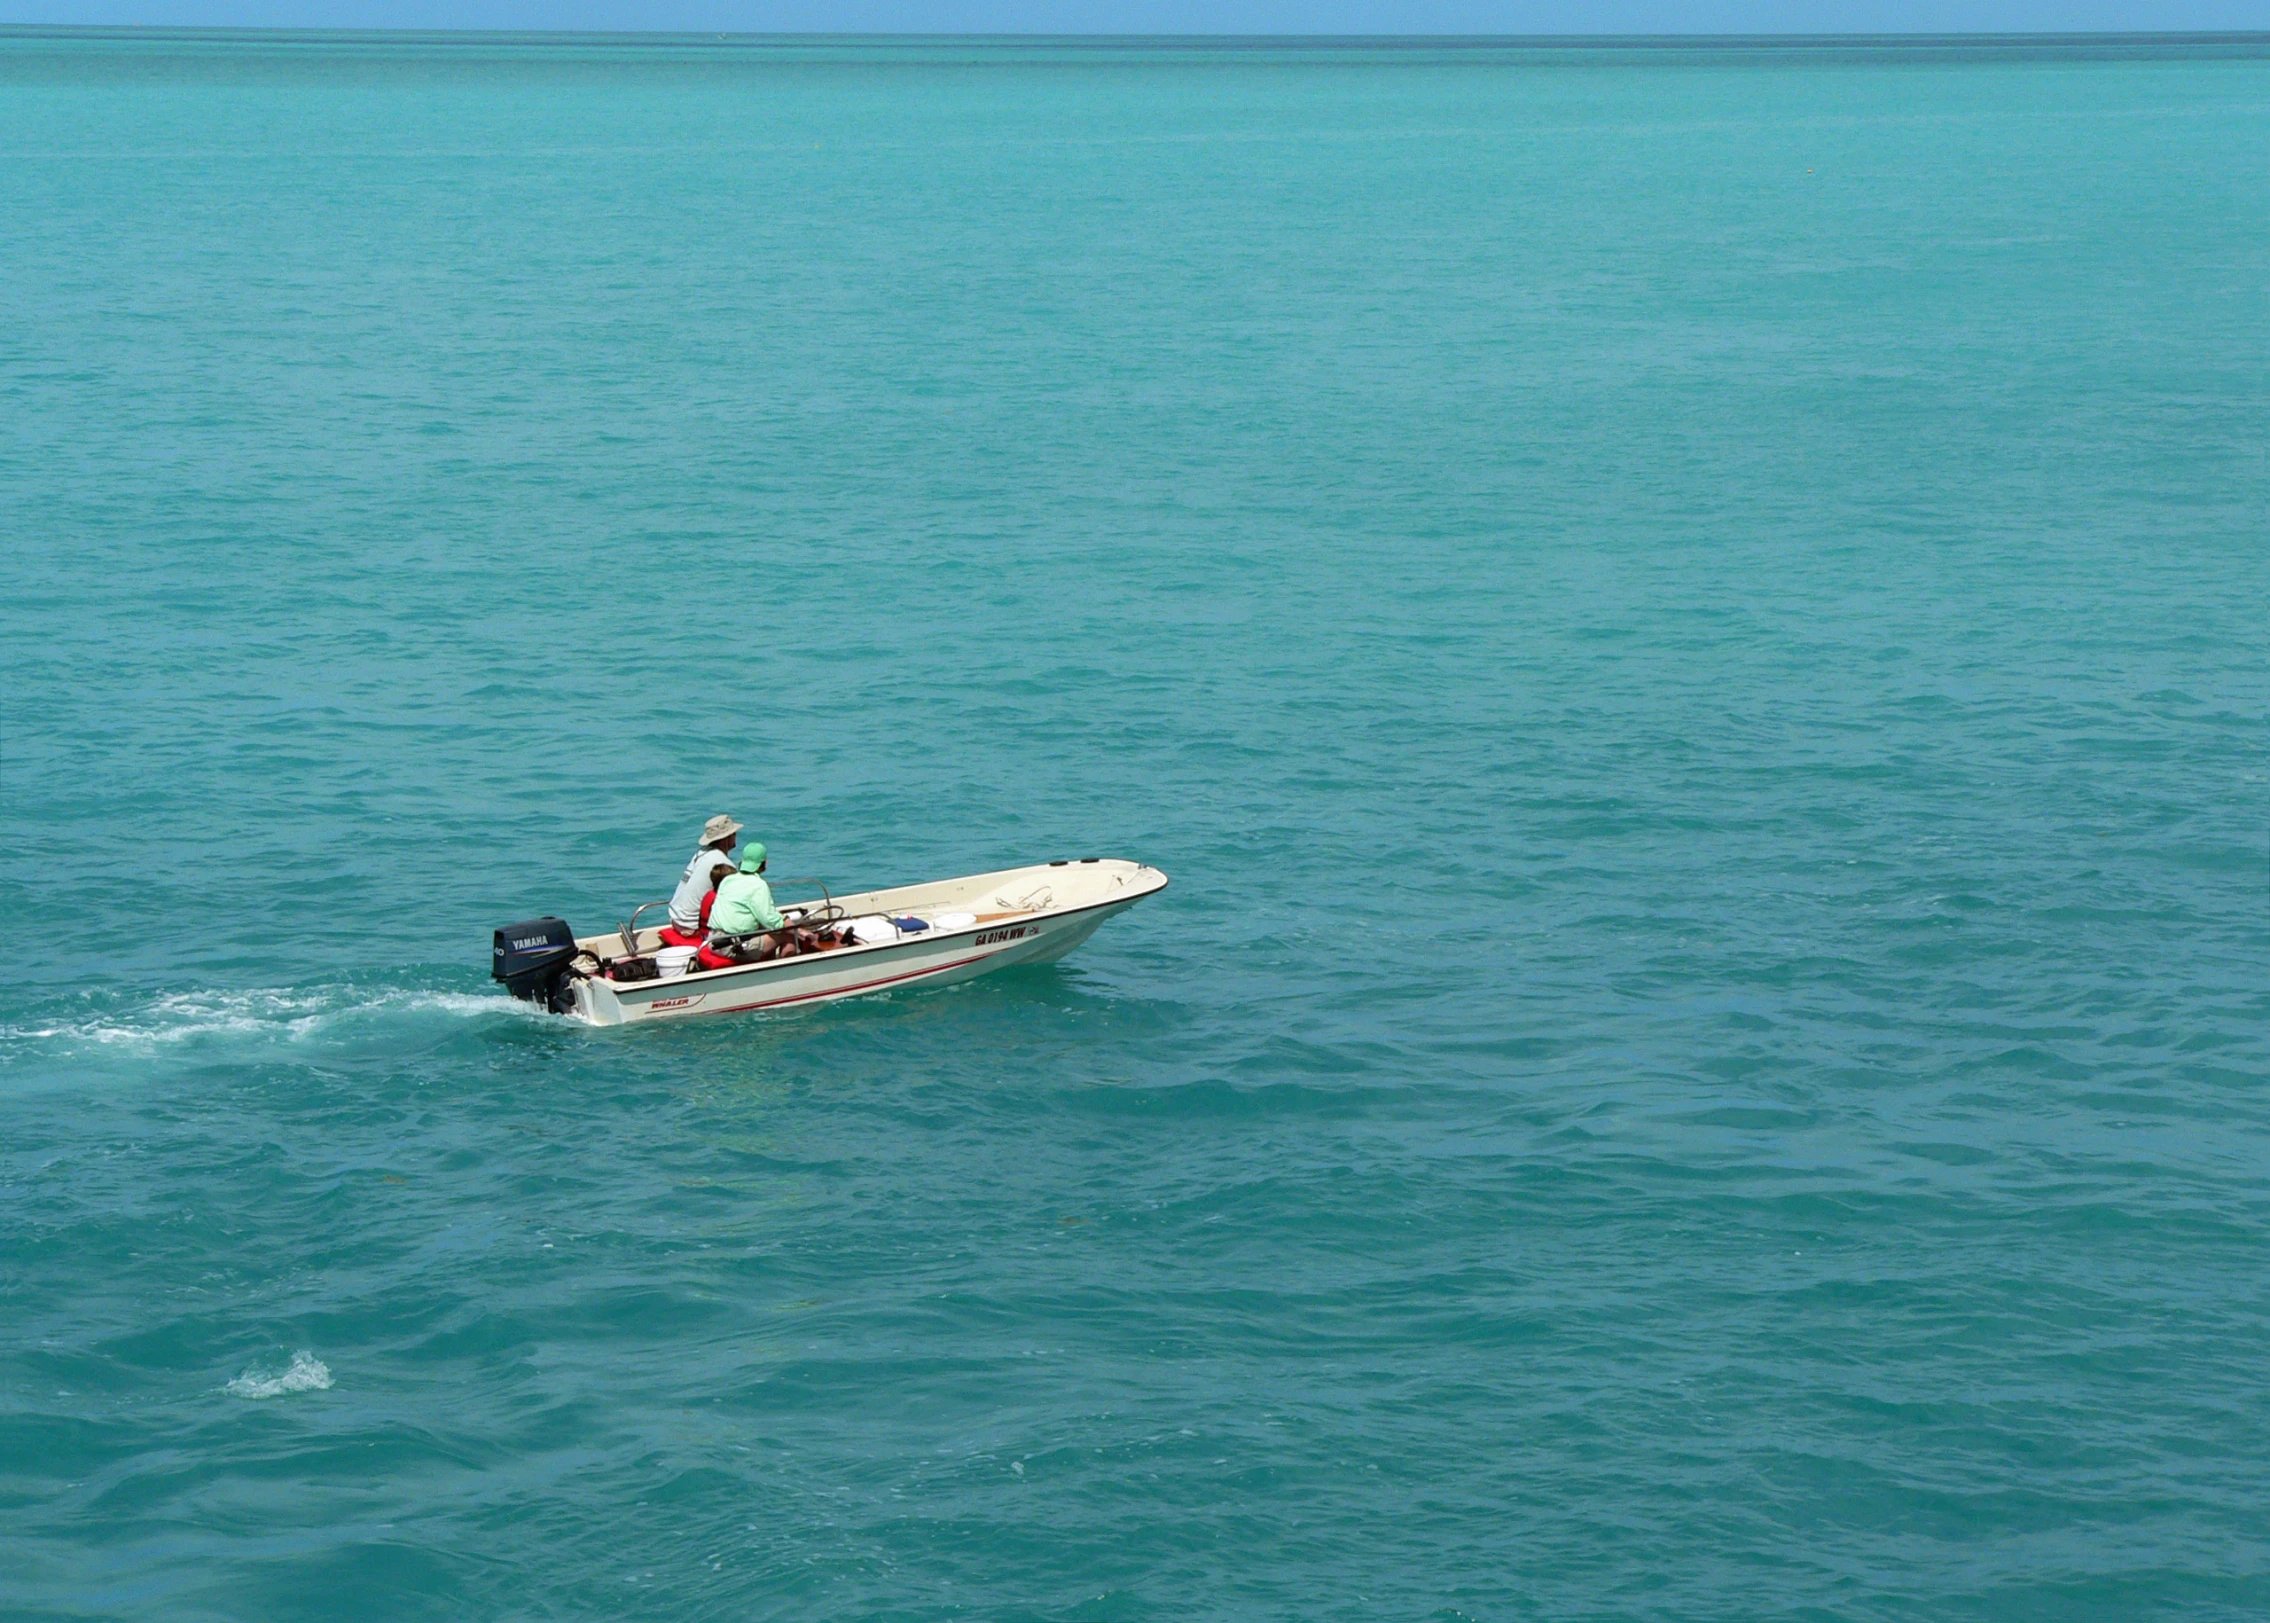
491,858,1167,1026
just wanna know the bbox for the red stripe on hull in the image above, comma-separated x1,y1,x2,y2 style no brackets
690,951,995,1017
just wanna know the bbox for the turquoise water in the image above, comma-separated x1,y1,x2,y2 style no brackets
4,29,2267,1619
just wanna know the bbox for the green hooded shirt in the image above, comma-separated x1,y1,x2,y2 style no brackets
710,868,784,936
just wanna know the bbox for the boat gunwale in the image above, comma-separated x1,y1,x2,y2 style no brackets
586,863,1168,996
673,947,1003,1018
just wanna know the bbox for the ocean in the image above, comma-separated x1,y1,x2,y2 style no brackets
2,29,2265,1620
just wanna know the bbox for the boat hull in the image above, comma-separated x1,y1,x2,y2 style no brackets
564,860,1162,1026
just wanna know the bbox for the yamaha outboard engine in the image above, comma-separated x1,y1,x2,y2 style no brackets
493,917,578,1012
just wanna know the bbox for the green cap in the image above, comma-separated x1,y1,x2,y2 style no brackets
739,843,767,873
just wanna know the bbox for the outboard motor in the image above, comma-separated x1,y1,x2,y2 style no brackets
493,917,578,1011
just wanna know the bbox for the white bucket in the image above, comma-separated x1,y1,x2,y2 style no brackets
653,945,699,978
933,911,977,931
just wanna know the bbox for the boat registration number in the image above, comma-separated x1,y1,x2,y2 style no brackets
975,925,1035,946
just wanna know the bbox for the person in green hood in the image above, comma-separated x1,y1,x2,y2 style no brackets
709,842,786,944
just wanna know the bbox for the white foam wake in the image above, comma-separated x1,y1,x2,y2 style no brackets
1,984,536,1056
227,1349,334,1399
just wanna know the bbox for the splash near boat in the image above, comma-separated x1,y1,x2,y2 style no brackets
493,859,1166,1025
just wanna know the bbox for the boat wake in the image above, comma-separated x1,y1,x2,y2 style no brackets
0,981,538,1063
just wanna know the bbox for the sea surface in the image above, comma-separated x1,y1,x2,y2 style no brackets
2,29,2266,1622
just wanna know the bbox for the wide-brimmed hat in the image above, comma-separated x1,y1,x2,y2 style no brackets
700,814,743,847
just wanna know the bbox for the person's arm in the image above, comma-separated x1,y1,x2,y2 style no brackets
752,880,785,932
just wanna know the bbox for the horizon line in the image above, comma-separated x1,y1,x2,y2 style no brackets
4,24,2268,43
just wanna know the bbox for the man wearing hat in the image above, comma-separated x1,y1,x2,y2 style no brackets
660,814,742,948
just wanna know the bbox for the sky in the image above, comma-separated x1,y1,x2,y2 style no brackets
7,2,2264,32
